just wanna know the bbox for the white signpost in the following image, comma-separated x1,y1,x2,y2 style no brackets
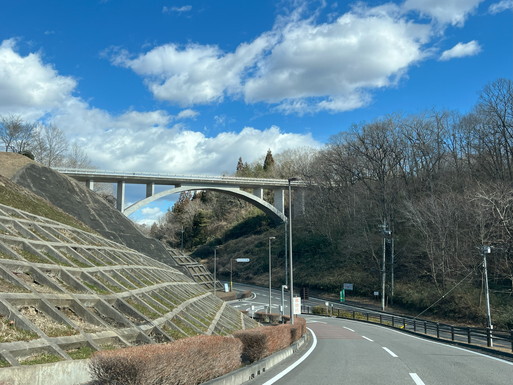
293,296,302,315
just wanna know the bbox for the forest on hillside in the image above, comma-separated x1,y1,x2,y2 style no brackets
151,78,513,328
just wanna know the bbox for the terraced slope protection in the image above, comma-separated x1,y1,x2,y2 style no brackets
0,152,178,267
0,202,259,367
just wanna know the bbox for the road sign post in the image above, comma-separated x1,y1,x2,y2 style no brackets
340,289,345,302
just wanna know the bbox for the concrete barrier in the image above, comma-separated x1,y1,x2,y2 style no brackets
0,360,91,385
203,332,309,385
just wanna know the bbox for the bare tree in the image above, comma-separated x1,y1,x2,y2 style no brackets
0,115,36,153
32,124,69,167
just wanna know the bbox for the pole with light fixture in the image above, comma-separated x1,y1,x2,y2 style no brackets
213,246,219,296
268,236,275,313
288,177,297,324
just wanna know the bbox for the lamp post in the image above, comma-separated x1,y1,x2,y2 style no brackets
230,257,250,291
281,284,288,321
213,246,219,296
268,236,276,313
288,177,297,324
180,225,184,254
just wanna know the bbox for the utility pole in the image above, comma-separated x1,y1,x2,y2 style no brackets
482,245,493,346
380,221,391,311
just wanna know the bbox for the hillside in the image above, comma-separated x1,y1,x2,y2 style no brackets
0,154,259,368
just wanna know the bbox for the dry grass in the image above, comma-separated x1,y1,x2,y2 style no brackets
90,335,242,385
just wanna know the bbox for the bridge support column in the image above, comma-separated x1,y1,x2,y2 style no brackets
117,181,125,212
146,182,155,198
273,189,284,214
85,180,94,190
253,188,263,199
294,189,305,217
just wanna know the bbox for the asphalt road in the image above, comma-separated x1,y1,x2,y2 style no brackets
229,284,513,385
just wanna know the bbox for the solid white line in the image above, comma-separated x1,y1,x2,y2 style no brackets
382,347,398,357
410,373,426,385
262,327,318,385
380,325,513,366
362,336,374,342
343,326,355,332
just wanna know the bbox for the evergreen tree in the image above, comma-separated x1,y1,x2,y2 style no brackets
263,149,275,172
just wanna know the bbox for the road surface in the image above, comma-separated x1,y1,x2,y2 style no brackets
228,283,513,385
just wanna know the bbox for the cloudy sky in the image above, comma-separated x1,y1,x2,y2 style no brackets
1,0,511,224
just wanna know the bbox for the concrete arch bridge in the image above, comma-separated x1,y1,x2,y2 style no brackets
54,168,305,223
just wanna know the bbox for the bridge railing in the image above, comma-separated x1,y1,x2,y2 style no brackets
301,304,513,354
53,167,306,186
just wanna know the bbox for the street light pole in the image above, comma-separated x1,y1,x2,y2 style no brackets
281,284,287,321
230,258,233,292
288,177,297,324
213,246,219,296
268,236,275,313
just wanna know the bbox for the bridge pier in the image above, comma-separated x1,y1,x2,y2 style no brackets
86,180,94,190
273,189,284,214
146,182,155,198
252,188,263,199
117,181,125,211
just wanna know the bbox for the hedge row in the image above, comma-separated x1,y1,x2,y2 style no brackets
90,317,307,385
234,317,306,363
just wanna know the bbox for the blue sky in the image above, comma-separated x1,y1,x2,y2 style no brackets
1,0,511,225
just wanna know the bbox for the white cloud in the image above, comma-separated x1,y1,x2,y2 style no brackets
111,34,274,106
489,0,513,13
177,109,199,119
0,39,77,119
439,40,482,61
403,0,484,26
112,5,432,114
244,7,430,112
162,5,192,14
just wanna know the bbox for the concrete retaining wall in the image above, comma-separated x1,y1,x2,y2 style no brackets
0,360,90,385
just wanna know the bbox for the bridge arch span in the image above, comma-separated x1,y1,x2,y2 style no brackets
124,185,287,223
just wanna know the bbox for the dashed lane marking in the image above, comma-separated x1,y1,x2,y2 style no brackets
382,347,398,357
410,373,426,385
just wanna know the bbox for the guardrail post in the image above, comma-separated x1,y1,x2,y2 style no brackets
413,320,417,332
510,330,512,352
424,321,427,334
451,326,454,341
486,328,492,347
403,318,406,329
352,311,355,319
392,316,395,328
337,308,340,317
366,312,369,322
380,314,382,324
467,328,471,344
436,323,440,339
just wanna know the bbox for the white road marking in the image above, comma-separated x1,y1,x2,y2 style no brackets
382,326,513,366
362,336,374,342
262,327,318,385
410,373,426,385
382,347,398,357
343,326,355,332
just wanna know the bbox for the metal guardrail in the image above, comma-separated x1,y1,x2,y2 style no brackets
301,304,513,354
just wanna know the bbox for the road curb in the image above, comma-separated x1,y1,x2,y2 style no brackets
203,332,310,385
